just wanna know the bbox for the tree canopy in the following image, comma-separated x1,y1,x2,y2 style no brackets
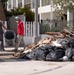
53,0,74,19
53,0,74,12
0,0,8,2
6,7,35,21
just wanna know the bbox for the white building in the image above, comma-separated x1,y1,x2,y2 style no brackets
6,0,74,45
7,0,55,21
31,0,55,21
7,0,31,10
7,0,74,25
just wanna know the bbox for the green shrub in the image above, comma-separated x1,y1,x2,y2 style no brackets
6,7,35,21
50,27,61,32
40,23,50,34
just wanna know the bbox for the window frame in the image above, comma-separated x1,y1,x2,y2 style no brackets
8,0,12,8
18,0,22,7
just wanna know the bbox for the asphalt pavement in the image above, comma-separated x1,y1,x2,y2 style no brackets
0,47,74,75
0,60,74,75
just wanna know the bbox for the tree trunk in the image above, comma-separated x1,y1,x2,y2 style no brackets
0,2,6,21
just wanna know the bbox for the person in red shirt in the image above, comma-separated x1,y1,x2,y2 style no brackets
13,16,24,52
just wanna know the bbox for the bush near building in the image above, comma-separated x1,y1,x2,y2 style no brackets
6,7,35,21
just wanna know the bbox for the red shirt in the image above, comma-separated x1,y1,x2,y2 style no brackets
17,20,24,36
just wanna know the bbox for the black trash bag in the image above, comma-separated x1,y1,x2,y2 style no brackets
19,52,32,60
62,44,69,49
26,48,46,60
41,44,54,50
60,39,69,49
25,51,35,60
72,56,74,61
38,44,54,55
65,48,73,59
72,49,74,56
68,37,74,48
33,48,46,60
71,49,74,60
46,47,65,61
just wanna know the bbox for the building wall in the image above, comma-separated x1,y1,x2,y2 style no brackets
7,0,23,10
7,0,13,10
40,13,50,20
7,0,72,25
38,5,54,14
24,0,31,5
31,0,54,20
13,0,16,8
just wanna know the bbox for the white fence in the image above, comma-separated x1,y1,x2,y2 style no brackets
25,22,40,36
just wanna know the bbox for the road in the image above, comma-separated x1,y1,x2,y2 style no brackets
0,60,74,75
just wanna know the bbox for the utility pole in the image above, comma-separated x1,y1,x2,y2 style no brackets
34,0,38,36
50,0,53,31
32,0,41,44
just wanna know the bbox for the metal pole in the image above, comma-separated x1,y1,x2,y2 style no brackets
32,0,40,44
50,0,53,30
34,0,38,36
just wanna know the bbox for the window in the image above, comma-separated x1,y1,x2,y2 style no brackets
33,2,34,8
25,4,31,9
18,0,22,7
42,0,50,6
32,0,40,9
8,0,11,8
38,0,40,7
9,4,11,8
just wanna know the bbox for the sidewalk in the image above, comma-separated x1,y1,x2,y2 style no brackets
4,47,24,51
0,47,24,59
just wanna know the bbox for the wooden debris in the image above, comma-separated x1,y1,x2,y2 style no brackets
45,32,60,35
25,38,52,50
45,29,74,39
25,43,35,50
23,29,74,52
13,52,21,58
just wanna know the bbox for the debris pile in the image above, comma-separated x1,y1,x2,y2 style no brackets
16,29,74,61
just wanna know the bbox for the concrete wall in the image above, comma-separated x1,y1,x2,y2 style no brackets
4,35,48,47
23,36,33,46
24,34,50,46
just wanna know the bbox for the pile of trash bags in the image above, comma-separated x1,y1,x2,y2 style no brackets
20,36,74,61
